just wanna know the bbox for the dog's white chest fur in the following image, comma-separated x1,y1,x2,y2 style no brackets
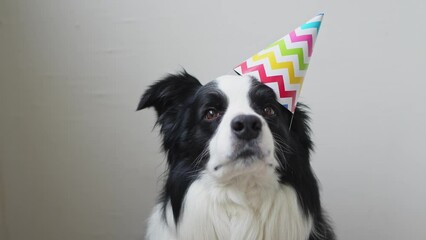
146,173,312,240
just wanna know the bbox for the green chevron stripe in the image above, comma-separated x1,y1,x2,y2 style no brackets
265,39,309,71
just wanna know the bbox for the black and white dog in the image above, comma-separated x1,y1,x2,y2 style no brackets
138,71,335,240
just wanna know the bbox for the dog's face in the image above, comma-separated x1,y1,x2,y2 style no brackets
138,72,294,179
201,75,288,181
138,72,312,221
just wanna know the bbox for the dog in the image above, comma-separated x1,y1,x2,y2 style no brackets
137,71,335,240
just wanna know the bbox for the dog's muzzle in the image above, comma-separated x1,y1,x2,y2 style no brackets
229,114,264,161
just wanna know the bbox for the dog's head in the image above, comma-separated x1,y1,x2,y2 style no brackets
138,71,314,220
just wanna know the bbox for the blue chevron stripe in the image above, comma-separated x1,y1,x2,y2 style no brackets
301,21,321,31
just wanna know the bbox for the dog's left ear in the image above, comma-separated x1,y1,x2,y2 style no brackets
136,71,202,115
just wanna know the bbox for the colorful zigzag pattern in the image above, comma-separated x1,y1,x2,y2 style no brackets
234,14,323,113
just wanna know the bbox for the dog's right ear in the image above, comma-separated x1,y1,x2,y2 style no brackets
136,71,202,116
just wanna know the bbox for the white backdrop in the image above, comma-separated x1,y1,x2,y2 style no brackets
1,0,426,239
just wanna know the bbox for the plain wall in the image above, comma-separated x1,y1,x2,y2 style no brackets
1,0,426,239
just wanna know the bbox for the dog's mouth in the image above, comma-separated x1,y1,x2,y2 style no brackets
230,141,264,161
214,140,268,171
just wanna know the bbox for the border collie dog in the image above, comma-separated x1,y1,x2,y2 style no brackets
138,71,335,240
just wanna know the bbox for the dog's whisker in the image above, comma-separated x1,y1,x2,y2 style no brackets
191,146,209,169
272,133,294,154
274,141,288,170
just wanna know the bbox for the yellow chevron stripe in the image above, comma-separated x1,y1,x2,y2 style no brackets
252,51,304,85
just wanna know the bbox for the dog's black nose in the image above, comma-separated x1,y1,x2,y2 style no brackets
231,115,262,140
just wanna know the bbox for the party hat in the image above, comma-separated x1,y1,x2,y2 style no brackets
234,14,324,113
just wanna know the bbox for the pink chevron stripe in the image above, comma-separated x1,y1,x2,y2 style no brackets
239,62,297,112
289,31,313,57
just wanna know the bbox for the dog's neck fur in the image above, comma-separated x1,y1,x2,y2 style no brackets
174,170,312,240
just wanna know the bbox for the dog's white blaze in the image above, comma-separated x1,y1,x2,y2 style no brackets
208,75,277,179
146,75,312,240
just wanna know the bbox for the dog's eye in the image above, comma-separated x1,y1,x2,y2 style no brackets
263,106,276,117
205,108,220,120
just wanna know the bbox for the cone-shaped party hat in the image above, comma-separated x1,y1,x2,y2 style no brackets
234,14,324,113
